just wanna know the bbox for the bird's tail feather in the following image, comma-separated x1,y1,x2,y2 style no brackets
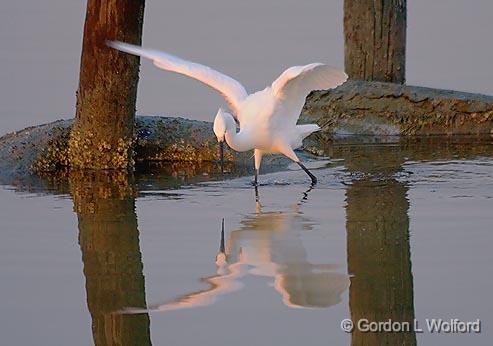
297,124,320,139
107,40,161,61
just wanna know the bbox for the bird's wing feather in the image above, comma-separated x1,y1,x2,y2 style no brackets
108,41,248,116
270,64,347,125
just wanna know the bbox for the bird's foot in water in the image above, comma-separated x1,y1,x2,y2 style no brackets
297,162,318,186
251,169,259,186
254,184,260,202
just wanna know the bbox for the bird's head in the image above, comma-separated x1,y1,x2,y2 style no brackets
213,108,235,174
213,108,231,142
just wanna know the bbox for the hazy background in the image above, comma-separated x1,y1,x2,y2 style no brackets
1,0,492,135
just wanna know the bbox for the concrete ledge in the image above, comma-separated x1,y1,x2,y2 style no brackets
302,80,493,136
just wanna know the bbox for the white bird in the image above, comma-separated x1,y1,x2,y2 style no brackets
108,41,347,185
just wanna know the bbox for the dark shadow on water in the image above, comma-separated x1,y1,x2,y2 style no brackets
2,160,274,196
342,145,416,345
69,171,152,346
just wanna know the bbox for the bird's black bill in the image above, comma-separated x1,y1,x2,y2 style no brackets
219,140,224,174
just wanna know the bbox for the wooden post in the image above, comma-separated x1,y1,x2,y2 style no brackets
344,0,406,83
70,0,145,169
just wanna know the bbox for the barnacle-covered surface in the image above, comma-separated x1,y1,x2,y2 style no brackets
0,116,294,187
0,117,235,177
133,116,241,163
0,120,72,179
68,130,134,171
302,80,493,136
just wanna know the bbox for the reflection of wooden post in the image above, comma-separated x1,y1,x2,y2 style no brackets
346,179,415,345
70,171,151,346
340,143,415,345
70,1,145,169
344,0,406,83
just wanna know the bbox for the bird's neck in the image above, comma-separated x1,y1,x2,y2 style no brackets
225,128,253,152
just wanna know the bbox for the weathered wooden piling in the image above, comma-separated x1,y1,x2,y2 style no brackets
69,0,145,169
344,0,407,83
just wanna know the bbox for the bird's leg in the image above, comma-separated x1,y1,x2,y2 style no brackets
252,149,262,186
276,143,317,185
254,185,263,213
297,161,317,185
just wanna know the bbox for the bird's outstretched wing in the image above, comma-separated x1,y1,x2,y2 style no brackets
108,41,248,115
271,64,348,125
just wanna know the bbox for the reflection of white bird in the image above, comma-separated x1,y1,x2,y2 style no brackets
123,189,349,314
108,41,347,184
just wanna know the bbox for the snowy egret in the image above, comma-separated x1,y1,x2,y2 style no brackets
108,41,347,185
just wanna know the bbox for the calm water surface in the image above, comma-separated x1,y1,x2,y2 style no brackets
1,138,492,346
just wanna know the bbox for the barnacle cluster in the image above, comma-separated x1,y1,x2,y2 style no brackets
31,126,71,173
68,130,134,170
138,138,235,163
29,121,237,176
164,139,233,162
